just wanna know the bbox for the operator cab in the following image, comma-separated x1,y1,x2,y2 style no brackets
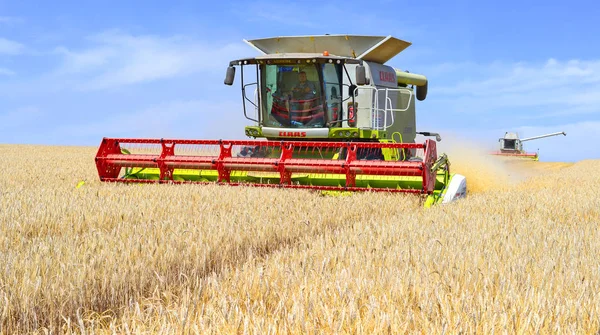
223,35,428,143
224,53,364,138
498,132,523,152
265,62,339,128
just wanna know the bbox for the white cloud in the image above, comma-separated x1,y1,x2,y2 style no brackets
0,37,24,55
53,99,253,142
438,59,600,95
430,58,600,118
53,46,117,74
0,68,15,76
53,30,249,90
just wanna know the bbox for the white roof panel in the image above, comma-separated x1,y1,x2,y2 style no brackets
244,35,411,64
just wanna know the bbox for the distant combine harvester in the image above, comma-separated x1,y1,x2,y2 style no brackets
490,131,566,161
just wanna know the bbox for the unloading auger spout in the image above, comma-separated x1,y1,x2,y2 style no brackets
521,131,567,142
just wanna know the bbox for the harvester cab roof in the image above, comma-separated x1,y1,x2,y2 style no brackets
242,34,412,63
95,34,468,208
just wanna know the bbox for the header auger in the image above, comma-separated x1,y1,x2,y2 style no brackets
95,34,467,207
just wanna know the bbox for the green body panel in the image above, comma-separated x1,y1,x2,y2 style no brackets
123,166,453,208
245,126,385,140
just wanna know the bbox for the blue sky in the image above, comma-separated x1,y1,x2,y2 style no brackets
0,0,598,162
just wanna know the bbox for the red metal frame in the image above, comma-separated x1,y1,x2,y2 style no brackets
489,151,538,158
95,138,438,194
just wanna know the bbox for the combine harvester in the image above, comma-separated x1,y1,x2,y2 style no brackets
490,131,566,161
95,35,467,207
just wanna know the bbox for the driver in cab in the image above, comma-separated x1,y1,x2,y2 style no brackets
291,71,316,100
269,69,321,127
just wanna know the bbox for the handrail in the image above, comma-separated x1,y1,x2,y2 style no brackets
242,82,259,123
354,86,414,131
385,87,413,113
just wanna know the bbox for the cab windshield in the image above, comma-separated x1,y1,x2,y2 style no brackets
261,63,343,128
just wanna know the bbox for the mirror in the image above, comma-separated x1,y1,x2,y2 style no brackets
348,84,357,97
224,66,236,85
356,65,367,85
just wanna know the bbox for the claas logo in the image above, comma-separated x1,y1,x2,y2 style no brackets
279,131,307,137
379,71,396,83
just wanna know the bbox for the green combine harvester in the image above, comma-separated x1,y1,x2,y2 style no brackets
490,131,567,161
95,35,467,207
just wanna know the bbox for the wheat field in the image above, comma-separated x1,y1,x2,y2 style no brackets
0,143,599,334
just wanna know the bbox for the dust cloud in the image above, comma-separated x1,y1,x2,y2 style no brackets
430,132,534,194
